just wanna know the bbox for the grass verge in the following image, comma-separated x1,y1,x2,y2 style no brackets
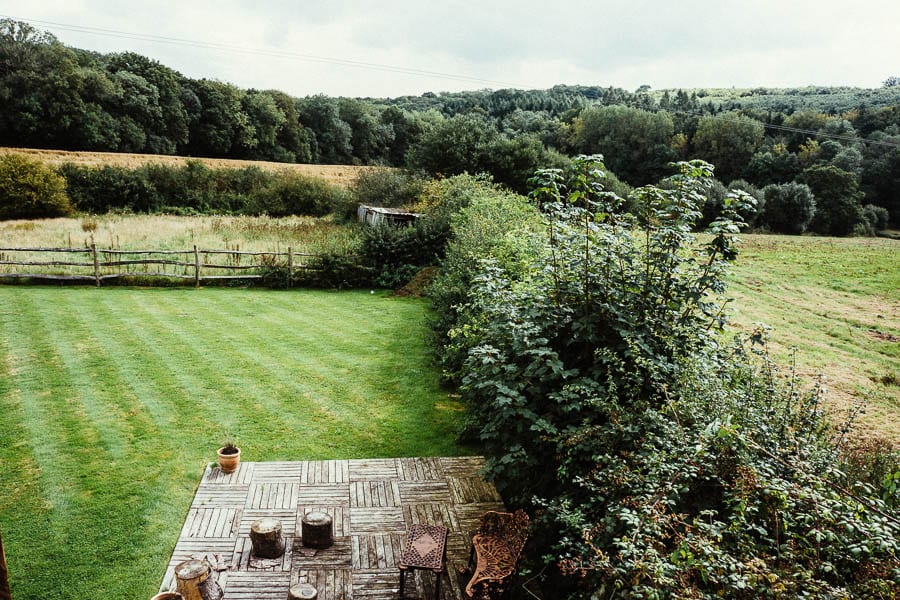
0,287,467,599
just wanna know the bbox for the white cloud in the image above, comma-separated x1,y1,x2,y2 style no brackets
1,0,898,96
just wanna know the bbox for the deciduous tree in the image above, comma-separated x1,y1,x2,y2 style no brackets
692,112,765,183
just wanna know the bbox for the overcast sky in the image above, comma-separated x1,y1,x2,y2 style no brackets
2,1,898,98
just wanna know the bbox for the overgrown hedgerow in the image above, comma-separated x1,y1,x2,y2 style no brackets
436,155,899,598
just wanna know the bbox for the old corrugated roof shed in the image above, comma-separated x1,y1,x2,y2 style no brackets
357,205,421,226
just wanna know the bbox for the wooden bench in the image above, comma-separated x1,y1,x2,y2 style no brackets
463,510,530,600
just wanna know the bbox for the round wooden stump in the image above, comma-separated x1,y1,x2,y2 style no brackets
250,517,285,559
301,511,333,549
288,583,318,600
175,560,209,600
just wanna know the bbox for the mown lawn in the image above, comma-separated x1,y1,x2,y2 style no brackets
0,288,468,599
727,234,900,443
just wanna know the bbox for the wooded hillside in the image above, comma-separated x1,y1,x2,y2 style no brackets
1,18,898,227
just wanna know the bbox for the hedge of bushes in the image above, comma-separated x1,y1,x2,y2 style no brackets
0,153,354,219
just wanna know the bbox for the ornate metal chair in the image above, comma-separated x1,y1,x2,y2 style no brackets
463,510,530,599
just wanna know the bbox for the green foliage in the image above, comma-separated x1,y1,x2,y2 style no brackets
59,163,159,213
433,156,900,597
351,168,426,214
407,113,500,177
727,179,764,227
743,148,801,186
428,179,542,382
297,95,353,164
407,113,559,193
0,153,73,219
803,165,865,236
759,182,816,234
250,172,350,217
358,218,448,288
692,112,765,183
56,161,349,217
571,105,676,185
863,203,891,231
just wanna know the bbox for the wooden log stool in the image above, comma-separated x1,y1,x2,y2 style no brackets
250,518,286,558
288,582,318,599
175,559,223,600
301,511,333,549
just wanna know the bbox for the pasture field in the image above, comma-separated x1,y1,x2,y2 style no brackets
0,288,467,599
0,147,373,187
727,234,899,443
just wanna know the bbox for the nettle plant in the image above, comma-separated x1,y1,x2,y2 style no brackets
449,156,899,598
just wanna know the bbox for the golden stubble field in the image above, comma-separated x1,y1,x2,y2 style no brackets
0,147,374,187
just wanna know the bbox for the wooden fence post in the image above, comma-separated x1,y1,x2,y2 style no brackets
194,246,200,288
287,247,293,289
91,243,100,287
0,529,11,600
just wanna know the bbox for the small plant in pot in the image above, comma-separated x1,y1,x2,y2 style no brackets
217,438,241,473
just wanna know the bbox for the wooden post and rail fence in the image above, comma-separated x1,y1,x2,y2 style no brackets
0,245,318,288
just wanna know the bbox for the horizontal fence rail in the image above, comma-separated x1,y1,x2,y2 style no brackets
0,245,319,287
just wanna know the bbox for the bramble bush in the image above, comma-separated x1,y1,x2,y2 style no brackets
438,156,899,598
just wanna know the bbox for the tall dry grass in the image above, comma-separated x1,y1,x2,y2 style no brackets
0,215,361,277
0,214,356,253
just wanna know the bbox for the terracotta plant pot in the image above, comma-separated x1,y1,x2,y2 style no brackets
151,592,183,600
217,446,241,473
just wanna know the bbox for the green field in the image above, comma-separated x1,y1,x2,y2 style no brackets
727,234,900,443
0,288,467,599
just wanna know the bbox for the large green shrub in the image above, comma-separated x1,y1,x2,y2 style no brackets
439,156,899,598
358,218,448,288
759,182,816,234
428,180,542,381
59,163,159,213
803,165,866,236
0,153,73,219
863,203,891,231
251,172,349,217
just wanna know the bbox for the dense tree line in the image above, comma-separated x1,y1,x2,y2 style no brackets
1,19,898,227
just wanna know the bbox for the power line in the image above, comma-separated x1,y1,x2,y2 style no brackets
1,15,530,90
